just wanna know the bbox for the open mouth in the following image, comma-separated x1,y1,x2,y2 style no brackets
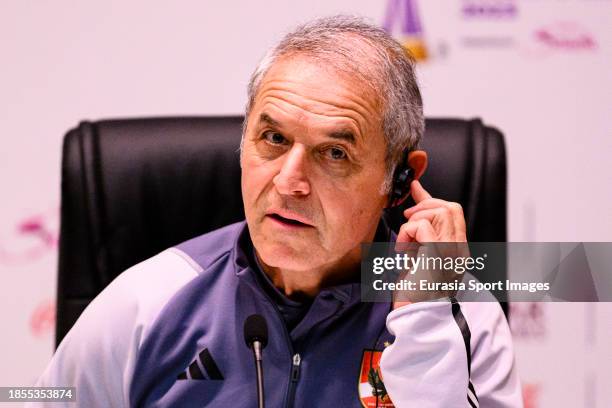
267,213,311,227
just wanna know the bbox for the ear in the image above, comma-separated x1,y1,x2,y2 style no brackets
387,150,428,208
407,150,428,180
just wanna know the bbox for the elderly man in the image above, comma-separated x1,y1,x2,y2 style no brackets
34,16,521,407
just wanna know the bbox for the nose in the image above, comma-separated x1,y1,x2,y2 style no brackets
273,144,311,196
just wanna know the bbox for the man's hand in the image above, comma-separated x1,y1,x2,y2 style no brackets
397,180,467,244
393,180,469,309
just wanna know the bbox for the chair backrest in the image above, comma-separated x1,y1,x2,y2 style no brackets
56,116,507,347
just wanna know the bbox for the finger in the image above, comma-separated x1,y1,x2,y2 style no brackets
404,201,467,242
410,180,432,203
406,208,456,241
404,200,466,238
396,219,437,244
406,208,444,222
404,198,454,219
447,202,467,241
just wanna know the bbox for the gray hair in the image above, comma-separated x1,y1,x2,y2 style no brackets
243,15,424,192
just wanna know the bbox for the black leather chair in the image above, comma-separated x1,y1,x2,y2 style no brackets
56,116,507,347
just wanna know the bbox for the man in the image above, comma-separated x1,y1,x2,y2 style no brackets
34,16,521,407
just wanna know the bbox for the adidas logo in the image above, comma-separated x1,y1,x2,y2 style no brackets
177,348,224,380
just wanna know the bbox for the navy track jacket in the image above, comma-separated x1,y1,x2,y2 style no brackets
33,222,522,407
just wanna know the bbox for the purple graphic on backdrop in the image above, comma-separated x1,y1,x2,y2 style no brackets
0,207,59,265
462,0,517,18
384,0,422,36
383,0,428,61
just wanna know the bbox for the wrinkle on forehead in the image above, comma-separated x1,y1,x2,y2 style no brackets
251,56,383,142
258,90,370,143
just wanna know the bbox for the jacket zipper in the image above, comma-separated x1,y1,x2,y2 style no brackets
285,353,301,407
254,287,301,407
291,353,301,381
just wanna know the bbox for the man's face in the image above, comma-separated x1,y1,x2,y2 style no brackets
241,55,388,272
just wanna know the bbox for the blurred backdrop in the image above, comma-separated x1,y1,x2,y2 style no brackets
1,1,611,406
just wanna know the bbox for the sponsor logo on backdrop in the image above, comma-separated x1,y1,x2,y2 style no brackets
0,207,58,265
534,21,597,50
521,21,598,57
522,383,541,408
462,0,518,18
460,35,516,48
509,303,546,339
383,0,429,61
30,299,56,337
459,1,518,48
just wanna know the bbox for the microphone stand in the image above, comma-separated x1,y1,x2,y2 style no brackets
252,340,265,408
244,314,268,408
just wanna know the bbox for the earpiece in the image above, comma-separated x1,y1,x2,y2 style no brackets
388,150,414,207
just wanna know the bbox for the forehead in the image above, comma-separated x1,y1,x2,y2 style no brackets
250,55,384,143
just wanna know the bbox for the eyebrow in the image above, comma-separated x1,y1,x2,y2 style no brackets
327,129,356,145
259,113,280,128
258,112,357,145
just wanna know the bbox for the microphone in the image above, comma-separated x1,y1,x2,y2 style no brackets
244,314,268,408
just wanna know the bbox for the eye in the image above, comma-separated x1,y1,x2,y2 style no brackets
262,131,287,145
324,146,348,161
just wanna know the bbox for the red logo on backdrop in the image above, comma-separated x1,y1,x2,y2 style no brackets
30,299,56,337
535,21,596,50
522,383,541,408
0,207,59,265
358,350,395,408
